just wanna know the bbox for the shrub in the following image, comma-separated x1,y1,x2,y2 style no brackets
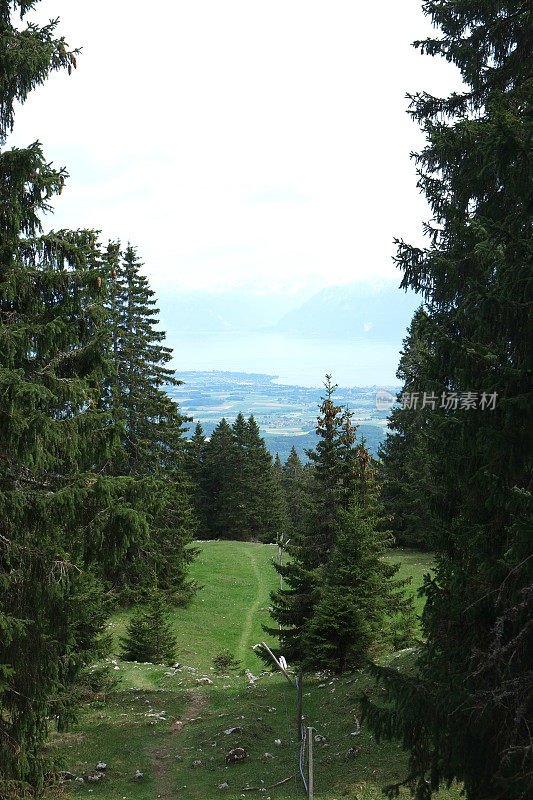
119,592,178,665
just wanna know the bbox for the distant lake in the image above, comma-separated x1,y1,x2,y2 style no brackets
169,331,401,387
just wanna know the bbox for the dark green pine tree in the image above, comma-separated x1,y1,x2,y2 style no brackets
104,243,187,473
184,422,209,538
100,242,196,601
303,376,346,561
263,377,352,665
0,4,123,792
304,440,409,673
229,412,252,538
203,418,238,539
281,446,307,535
244,415,285,542
265,380,410,673
120,592,178,666
272,453,291,536
379,307,437,549
362,4,532,799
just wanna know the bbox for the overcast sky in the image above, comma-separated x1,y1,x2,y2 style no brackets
8,1,462,293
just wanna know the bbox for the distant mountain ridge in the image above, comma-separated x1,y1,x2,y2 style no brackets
155,280,421,344
156,286,314,334
275,282,420,340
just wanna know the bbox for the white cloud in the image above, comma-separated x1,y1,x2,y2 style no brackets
7,0,463,291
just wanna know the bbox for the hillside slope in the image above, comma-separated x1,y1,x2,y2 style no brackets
47,543,461,800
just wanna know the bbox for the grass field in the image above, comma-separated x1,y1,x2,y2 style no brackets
46,542,459,800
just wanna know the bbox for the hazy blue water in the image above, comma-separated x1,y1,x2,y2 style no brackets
169,331,401,387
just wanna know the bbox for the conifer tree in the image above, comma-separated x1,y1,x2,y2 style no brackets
200,414,285,541
362,4,532,798
0,4,193,790
304,440,407,672
273,453,290,535
304,376,346,561
230,412,253,537
120,592,178,666
244,415,285,542
379,308,437,549
264,377,406,670
100,242,196,600
263,377,344,663
203,418,237,539
281,446,307,537
104,243,187,474
0,4,113,792
184,422,209,537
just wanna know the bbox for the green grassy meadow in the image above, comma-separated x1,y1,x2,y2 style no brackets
46,542,459,800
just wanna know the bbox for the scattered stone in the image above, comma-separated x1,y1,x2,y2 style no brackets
218,782,229,789
74,777,84,783
95,762,107,770
224,726,243,735
263,752,274,758
134,769,144,780
315,734,327,743
196,677,213,685
192,760,203,767
225,747,247,764
274,738,282,746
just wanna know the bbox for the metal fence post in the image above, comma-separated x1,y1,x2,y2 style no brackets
307,725,314,800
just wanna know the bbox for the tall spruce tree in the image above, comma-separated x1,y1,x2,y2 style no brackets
304,437,408,672
229,412,252,537
100,242,196,600
104,243,187,474
264,377,406,671
184,422,209,538
273,453,291,536
281,446,307,535
263,377,345,664
244,415,285,542
0,4,117,793
379,308,437,549
202,418,237,539
0,4,195,791
200,414,285,541
362,4,533,799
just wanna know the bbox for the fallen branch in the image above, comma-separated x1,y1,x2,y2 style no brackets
242,776,293,791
